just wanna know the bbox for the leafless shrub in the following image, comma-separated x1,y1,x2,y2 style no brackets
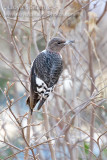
0,0,107,160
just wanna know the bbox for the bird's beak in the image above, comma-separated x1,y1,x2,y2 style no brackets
64,40,75,45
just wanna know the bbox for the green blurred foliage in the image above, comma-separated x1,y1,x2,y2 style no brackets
84,141,89,155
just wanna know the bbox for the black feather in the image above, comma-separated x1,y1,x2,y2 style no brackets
27,50,63,113
37,98,46,110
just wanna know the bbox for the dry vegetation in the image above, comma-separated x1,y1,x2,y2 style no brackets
0,0,107,160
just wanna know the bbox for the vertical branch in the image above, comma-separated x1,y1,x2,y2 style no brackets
87,21,96,160
42,105,56,160
24,109,32,160
27,0,32,65
85,3,96,159
70,47,78,160
22,1,33,156
88,39,95,93
88,36,95,160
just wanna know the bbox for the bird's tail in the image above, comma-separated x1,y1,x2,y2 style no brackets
26,96,45,112
26,95,39,115
26,96,33,114
37,98,46,110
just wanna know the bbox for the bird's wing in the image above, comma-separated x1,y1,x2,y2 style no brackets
30,51,63,110
29,63,40,112
49,60,63,87
29,51,51,110
35,52,63,85
33,51,52,85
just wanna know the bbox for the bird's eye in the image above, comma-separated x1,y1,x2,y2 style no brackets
57,42,61,44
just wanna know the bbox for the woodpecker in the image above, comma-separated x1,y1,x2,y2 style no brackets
26,37,74,114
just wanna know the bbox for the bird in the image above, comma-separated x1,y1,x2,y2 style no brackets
26,37,74,114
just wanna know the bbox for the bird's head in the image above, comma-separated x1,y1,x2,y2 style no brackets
47,37,75,53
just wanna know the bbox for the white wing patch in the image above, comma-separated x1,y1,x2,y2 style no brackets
36,77,53,99
36,77,47,87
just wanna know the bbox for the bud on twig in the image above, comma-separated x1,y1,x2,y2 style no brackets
10,99,14,103
7,81,10,87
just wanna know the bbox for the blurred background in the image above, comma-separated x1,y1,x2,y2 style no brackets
0,0,107,159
